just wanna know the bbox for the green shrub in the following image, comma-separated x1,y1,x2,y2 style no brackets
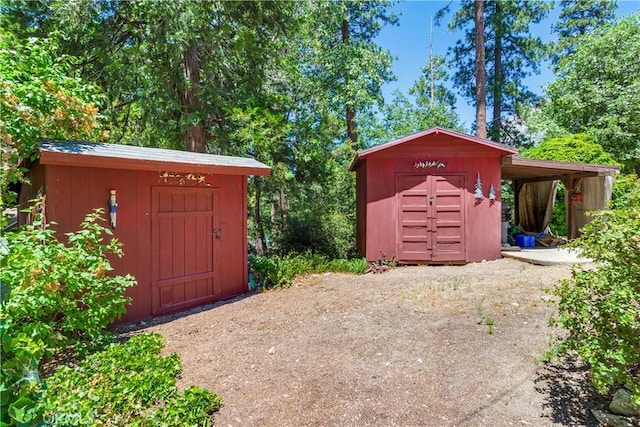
610,173,640,210
549,187,567,237
42,333,222,426
280,211,357,260
147,387,222,427
547,192,640,402
520,133,618,165
0,207,136,425
250,253,368,288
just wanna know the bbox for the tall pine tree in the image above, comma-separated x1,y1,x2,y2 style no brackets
437,0,551,142
551,0,617,68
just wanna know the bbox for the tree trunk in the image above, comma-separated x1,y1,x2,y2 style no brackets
185,124,206,153
342,18,358,149
474,0,487,139
346,106,357,146
274,188,288,257
491,0,502,142
279,187,288,224
182,43,206,153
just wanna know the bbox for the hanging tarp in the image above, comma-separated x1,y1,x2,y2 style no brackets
518,180,558,233
574,176,614,235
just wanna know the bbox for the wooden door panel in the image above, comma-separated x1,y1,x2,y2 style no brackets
152,187,217,315
432,176,465,262
398,175,465,262
398,176,431,260
402,225,430,238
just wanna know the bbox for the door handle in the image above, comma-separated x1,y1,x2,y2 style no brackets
428,196,435,205
214,229,222,239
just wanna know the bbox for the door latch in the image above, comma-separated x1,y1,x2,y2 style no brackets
428,196,435,205
214,228,222,239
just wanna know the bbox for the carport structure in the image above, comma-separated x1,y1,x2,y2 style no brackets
501,157,619,239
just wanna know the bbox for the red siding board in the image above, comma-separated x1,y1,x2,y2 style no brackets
215,175,246,299
355,163,367,256
241,175,248,296
47,165,72,229
18,162,47,224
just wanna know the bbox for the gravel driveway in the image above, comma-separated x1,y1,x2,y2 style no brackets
132,258,600,426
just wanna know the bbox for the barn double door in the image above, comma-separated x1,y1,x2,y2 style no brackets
151,187,219,315
397,175,465,262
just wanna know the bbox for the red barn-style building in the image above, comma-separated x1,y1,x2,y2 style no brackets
19,141,270,323
350,127,517,264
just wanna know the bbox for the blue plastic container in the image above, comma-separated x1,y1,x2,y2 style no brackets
515,234,535,247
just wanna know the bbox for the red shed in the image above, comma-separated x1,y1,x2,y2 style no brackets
19,141,270,323
350,127,516,264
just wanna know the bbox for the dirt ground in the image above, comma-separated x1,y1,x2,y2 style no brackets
128,258,604,426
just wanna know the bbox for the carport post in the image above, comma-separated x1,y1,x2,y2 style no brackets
511,180,523,230
562,175,583,240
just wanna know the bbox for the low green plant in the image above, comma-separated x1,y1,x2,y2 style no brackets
0,206,136,425
475,299,495,334
377,251,398,268
42,333,221,426
447,276,463,290
249,253,368,288
549,186,567,237
485,316,495,334
546,192,640,402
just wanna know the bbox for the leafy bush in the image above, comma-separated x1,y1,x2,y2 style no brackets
42,333,221,426
280,209,357,260
0,208,136,425
549,189,567,237
520,133,618,165
610,173,640,210
547,192,640,401
0,29,104,207
250,253,368,288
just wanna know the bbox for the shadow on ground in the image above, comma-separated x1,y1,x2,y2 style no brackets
535,359,608,426
115,290,260,335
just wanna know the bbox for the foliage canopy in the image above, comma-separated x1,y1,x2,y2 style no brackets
551,0,617,67
521,133,618,166
546,13,640,174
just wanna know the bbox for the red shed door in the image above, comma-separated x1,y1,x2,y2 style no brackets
152,187,219,315
398,175,465,262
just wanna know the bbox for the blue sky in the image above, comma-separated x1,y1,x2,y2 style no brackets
375,0,640,132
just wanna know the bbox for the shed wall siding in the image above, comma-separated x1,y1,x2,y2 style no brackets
18,161,47,224
41,164,247,323
355,162,367,256
361,134,503,263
